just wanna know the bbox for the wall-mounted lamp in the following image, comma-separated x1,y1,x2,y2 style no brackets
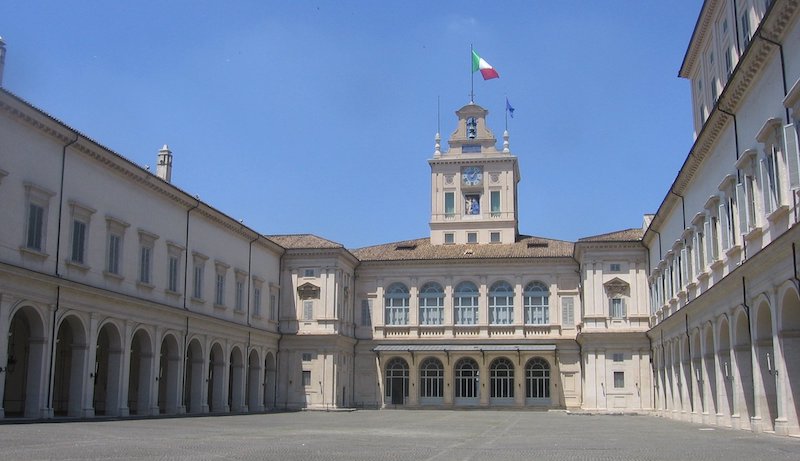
766,352,778,376
695,368,702,382
0,356,16,374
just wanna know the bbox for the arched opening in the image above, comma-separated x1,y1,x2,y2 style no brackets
754,301,777,430
53,315,88,417
489,357,515,405
128,329,153,416
247,349,261,412
3,306,46,418
208,343,225,412
94,323,123,416
717,317,734,423
733,310,754,427
779,287,800,433
702,324,717,417
157,334,181,414
228,347,244,412
488,281,514,325
525,357,550,406
453,282,479,325
418,357,444,405
183,339,204,413
453,357,479,406
263,352,276,410
384,357,408,406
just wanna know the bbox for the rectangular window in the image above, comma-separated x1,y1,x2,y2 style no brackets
561,297,574,327
304,269,315,278
724,46,733,77
303,300,313,320
741,11,751,48
193,264,204,299
302,353,313,362
444,233,454,244
490,190,500,217
613,353,624,362
361,299,372,326
610,263,621,272
107,234,122,274
139,246,152,284
26,203,45,251
235,280,244,311
490,231,500,243
70,220,87,264
614,371,625,388
168,256,179,292
215,273,225,305
253,287,261,316
444,192,455,217
467,232,478,244
610,298,625,318
302,370,311,387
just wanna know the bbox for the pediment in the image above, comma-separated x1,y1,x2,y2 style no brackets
603,277,629,296
297,282,320,300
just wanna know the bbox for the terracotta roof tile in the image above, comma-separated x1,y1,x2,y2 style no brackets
578,228,644,242
267,234,344,249
352,235,574,262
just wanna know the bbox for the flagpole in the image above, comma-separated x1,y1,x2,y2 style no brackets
470,44,474,103
505,95,508,131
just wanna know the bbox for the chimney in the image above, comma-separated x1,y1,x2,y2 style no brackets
0,37,6,87
156,144,173,182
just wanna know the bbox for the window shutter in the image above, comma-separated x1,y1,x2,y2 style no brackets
680,248,688,287
760,157,772,213
736,182,749,234
693,232,701,272
685,244,694,281
621,299,627,317
718,202,730,250
785,123,800,189
704,219,713,266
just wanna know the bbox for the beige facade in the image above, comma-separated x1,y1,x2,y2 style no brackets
0,0,798,438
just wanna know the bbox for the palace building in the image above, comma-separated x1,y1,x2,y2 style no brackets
1,0,799,436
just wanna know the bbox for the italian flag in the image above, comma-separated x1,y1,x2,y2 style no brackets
472,50,499,80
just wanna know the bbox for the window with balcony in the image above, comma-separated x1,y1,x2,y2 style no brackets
524,281,549,325
384,283,409,325
454,281,479,325
489,281,514,325
418,282,444,325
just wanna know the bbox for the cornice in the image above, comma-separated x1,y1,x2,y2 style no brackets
679,0,718,78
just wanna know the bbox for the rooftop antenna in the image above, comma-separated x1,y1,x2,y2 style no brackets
434,96,441,156
469,44,474,103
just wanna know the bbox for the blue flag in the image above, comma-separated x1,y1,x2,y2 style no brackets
506,97,515,118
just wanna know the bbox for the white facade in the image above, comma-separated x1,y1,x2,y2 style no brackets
0,0,798,438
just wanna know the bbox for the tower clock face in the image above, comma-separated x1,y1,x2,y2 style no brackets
462,166,483,186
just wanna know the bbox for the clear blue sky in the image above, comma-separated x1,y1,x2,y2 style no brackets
1,1,701,249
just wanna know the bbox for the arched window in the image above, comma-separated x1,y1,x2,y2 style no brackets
524,281,549,325
489,281,514,325
490,357,515,399
525,357,550,400
384,357,409,405
419,357,444,400
419,282,444,325
384,283,409,326
454,282,479,325
454,357,480,400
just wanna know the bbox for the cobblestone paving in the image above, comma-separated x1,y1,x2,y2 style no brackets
1,411,799,460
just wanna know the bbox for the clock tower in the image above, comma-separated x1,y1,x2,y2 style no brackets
429,103,520,245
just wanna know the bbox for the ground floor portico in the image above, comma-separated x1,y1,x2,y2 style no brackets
371,343,579,409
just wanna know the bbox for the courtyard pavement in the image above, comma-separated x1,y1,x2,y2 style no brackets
1,410,799,460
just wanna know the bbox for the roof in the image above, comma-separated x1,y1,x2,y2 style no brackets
352,235,574,262
266,234,344,249
577,228,644,243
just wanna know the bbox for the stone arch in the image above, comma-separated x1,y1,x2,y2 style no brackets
717,315,733,424
702,321,717,416
733,307,754,427
384,356,409,406
94,321,123,416
247,349,262,412
128,328,154,415
228,346,244,412
3,305,47,418
183,337,205,414
778,283,800,434
157,333,181,414
263,351,276,409
53,314,88,417
208,342,226,412
753,297,777,430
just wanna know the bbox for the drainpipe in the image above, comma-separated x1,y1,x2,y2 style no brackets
46,286,61,417
742,276,756,416
756,33,790,123
55,134,79,276
182,198,200,310
793,243,800,292
685,314,694,413
181,316,189,412
246,233,259,327
274,251,285,410
668,191,687,230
